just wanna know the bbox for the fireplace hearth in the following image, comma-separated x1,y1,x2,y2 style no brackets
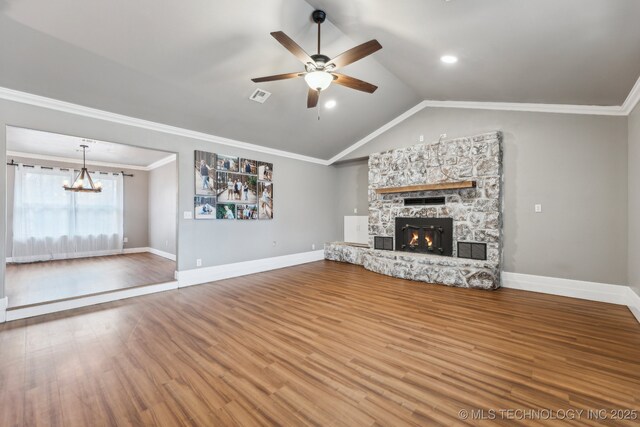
395,217,453,256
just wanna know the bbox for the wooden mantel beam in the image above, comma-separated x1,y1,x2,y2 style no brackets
374,180,477,194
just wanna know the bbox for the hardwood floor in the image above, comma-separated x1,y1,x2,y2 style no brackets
5,253,176,308
0,260,638,426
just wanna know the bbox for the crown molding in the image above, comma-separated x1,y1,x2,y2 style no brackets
147,154,177,171
621,75,640,115
0,87,329,166
327,101,427,164
6,150,154,171
420,100,626,116
328,92,638,164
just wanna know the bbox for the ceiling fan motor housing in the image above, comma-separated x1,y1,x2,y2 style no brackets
312,10,326,24
307,54,331,71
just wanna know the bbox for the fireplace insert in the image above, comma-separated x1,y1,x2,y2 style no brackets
395,217,453,256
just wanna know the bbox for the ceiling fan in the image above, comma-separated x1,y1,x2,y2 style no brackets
251,10,382,108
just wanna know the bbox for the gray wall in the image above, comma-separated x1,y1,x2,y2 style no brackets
335,107,629,285
5,155,149,255
0,98,341,299
334,159,369,237
629,105,640,296
148,160,177,255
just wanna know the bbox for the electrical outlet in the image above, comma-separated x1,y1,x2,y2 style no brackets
165,240,168,248
272,241,277,247
184,211,193,219
354,208,358,214
535,204,542,213
123,237,128,243
419,134,424,142
196,258,202,267
312,244,316,250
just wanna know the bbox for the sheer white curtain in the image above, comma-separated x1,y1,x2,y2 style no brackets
12,165,124,262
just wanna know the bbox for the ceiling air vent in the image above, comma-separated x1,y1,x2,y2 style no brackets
249,88,272,104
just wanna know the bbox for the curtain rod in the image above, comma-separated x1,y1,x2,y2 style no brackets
5,159,134,177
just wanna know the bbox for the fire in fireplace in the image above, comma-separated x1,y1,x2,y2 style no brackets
395,217,453,256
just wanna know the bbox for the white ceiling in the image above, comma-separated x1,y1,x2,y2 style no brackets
1,0,639,160
6,126,175,168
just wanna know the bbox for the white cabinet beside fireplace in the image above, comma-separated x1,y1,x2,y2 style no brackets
344,216,369,245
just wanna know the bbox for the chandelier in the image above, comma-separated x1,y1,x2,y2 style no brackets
63,145,102,193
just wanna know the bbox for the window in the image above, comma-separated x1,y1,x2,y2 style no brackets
12,165,124,262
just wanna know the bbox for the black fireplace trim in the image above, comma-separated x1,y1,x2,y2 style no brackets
374,236,393,251
404,197,446,206
457,242,487,260
395,217,453,257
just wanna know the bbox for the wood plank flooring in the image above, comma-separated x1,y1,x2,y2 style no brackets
0,260,639,426
6,253,176,308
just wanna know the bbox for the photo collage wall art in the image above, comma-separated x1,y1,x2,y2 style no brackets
194,151,273,220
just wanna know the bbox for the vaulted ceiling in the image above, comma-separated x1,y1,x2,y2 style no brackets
1,0,639,160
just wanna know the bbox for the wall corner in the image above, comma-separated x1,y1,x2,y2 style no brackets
0,296,8,323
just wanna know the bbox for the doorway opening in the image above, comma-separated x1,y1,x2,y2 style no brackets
5,126,178,308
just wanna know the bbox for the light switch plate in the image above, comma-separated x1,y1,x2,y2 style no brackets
184,211,193,219
535,204,542,213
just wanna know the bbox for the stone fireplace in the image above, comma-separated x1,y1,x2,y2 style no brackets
325,131,503,289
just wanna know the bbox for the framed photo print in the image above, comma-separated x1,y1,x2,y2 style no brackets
194,150,215,196
257,161,273,181
258,181,273,219
194,196,216,219
216,203,236,220
236,204,258,220
216,154,239,172
239,158,257,175
239,174,257,204
216,172,256,203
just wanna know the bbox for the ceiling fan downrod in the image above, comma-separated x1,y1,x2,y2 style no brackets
312,10,326,56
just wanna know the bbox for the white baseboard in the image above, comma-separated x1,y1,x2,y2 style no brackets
0,297,8,323
123,247,150,254
502,272,640,324
5,281,178,321
7,247,173,263
177,250,325,288
627,287,640,323
147,247,177,261
502,272,629,305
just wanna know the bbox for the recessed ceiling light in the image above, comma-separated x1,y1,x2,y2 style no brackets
441,55,458,64
325,100,337,109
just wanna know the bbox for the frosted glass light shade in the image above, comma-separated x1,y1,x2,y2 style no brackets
304,71,333,91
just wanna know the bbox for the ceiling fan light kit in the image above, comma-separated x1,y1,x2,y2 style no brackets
304,71,333,91
251,10,382,109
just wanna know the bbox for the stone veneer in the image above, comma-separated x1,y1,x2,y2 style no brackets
326,131,503,289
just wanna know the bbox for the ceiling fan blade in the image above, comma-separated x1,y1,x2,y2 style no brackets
271,31,315,65
307,89,319,108
251,72,302,83
326,40,382,69
332,73,378,93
